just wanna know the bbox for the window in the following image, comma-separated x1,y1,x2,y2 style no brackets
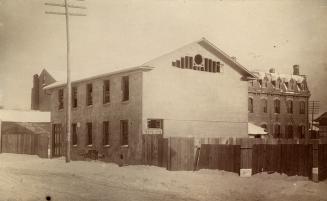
262,99,267,113
298,125,305,139
261,124,267,132
120,120,128,146
300,101,305,114
274,124,281,138
274,99,280,114
287,100,293,114
103,80,110,104
87,122,92,146
284,82,289,89
147,119,163,129
72,87,78,108
271,80,276,88
122,76,129,101
58,89,64,109
72,123,77,146
103,121,110,146
248,98,254,113
286,125,293,139
86,84,93,106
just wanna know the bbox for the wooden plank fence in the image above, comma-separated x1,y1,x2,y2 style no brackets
1,133,49,158
142,135,327,181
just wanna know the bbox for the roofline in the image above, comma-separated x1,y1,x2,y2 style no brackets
43,66,155,90
314,112,327,122
198,38,257,79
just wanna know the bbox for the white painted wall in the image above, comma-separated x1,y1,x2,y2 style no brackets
142,42,248,138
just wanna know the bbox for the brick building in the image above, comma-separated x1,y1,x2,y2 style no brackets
42,38,256,164
248,65,310,139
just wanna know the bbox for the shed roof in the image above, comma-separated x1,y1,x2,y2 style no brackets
248,123,268,135
0,110,50,122
315,112,327,122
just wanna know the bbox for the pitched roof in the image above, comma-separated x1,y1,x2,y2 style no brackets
43,66,154,90
315,112,327,122
0,109,50,122
143,38,256,79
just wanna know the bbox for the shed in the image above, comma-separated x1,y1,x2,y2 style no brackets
0,109,51,158
248,123,268,138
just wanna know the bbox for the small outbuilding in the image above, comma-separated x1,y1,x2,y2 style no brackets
314,112,327,139
0,109,51,158
248,123,268,138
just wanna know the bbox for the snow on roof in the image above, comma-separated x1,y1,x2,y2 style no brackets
0,110,50,122
252,71,304,83
43,66,154,90
248,123,268,135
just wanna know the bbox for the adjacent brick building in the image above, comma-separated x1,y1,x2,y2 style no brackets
43,38,256,164
315,112,327,139
248,65,310,139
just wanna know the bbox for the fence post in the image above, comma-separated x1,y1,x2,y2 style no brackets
312,139,319,182
240,138,252,177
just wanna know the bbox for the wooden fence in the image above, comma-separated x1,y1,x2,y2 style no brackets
197,144,240,173
1,133,49,158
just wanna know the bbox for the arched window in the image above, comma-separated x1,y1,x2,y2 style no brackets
286,125,293,139
286,100,293,114
248,97,254,113
298,125,305,139
274,124,281,138
274,99,280,114
299,101,305,114
262,99,268,113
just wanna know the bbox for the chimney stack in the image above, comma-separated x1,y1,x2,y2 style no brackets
293,65,300,75
269,68,275,73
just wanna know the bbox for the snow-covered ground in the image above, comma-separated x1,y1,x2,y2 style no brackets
0,153,326,201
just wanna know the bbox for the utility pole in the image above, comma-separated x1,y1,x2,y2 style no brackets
45,0,87,162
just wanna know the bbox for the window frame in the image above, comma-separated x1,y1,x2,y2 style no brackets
86,83,93,106
248,97,254,113
103,121,110,146
72,86,78,108
103,80,110,104
72,123,77,146
122,76,129,102
86,122,93,146
120,120,128,146
274,99,280,114
58,89,64,110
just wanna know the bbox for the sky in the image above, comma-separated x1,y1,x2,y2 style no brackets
0,0,327,117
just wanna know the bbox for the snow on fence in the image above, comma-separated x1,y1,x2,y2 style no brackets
142,135,327,182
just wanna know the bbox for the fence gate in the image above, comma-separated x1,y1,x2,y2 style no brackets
168,137,194,171
52,124,62,157
198,144,240,173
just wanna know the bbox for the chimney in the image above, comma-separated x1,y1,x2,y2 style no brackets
31,74,40,110
269,68,275,73
293,64,300,75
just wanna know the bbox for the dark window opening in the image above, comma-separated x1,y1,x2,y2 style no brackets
286,125,293,139
287,100,293,114
121,120,128,146
300,101,305,114
72,123,77,146
248,98,254,113
147,119,163,129
262,99,267,113
58,89,64,110
274,124,281,138
86,84,93,106
103,121,110,146
103,80,110,104
72,87,78,108
274,99,280,114
122,76,129,101
87,122,92,146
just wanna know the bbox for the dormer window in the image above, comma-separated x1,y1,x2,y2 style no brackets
271,80,276,88
284,82,289,89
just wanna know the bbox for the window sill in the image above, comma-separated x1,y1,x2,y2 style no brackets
73,145,78,148
121,100,130,104
120,145,129,148
103,145,111,148
103,102,111,106
87,144,93,147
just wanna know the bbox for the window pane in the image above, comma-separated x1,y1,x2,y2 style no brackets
121,120,128,146
122,76,129,101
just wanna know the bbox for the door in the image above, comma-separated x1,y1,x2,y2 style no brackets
52,124,62,157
